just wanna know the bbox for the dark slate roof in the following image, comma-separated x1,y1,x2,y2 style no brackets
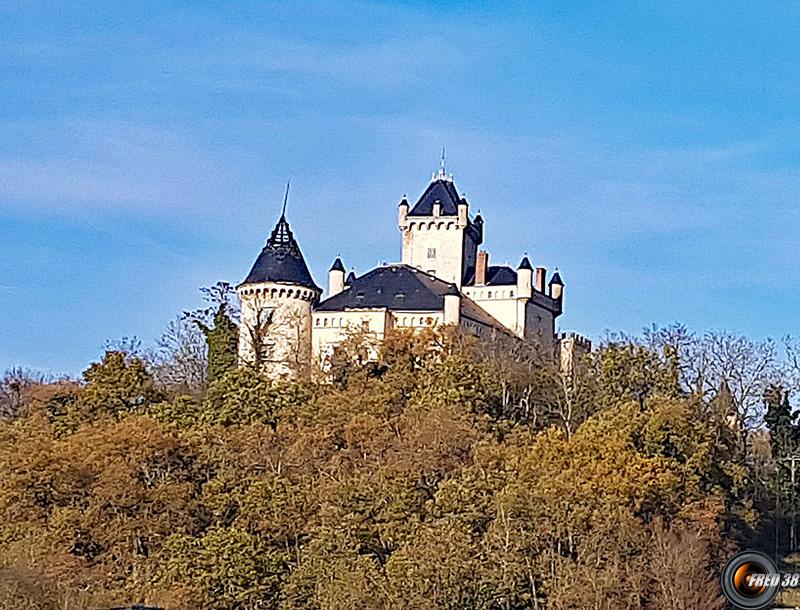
242,214,320,290
549,271,564,286
486,266,518,286
408,178,464,216
345,271,356,285
518,256,532,270
316,264,459,312
462,265,517,286
330,257,345,272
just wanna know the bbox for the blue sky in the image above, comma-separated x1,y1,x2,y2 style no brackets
2,1,800,375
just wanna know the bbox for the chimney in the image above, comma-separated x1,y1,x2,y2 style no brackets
535,267,546,292
476,251,488,285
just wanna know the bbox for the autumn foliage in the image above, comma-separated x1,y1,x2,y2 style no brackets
0,327,752,609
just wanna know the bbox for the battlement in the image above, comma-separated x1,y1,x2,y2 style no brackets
557,332,592,350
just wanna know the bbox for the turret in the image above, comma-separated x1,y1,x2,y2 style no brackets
473,213,484,243
328,257,345,298
549,270,564,301
398,196,409,227
444,290,461,325
237,209,321,379
517,256,533,299
457,196,468,227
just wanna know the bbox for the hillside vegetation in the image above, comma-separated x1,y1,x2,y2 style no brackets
1,316,796,610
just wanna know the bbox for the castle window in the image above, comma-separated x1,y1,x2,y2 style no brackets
488,291,492,298
510,291,514,297
316,319,321,326
339,318,344,326
324,318,328,327
427,248,436,259
361,320,369,332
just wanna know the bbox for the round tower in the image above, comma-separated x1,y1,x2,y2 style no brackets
238,211,321,379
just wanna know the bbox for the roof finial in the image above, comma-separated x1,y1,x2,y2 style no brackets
281,180,290,218
439,146,446,179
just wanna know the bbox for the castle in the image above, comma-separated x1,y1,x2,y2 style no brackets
237,167,587,377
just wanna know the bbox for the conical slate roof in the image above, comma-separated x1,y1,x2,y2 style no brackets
242,214,320,290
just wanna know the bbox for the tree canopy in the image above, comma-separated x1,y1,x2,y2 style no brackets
0,322,791,610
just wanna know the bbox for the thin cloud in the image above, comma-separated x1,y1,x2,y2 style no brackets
0,120,231,215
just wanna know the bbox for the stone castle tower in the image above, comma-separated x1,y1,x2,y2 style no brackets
237,210,321,378
398,166,484,288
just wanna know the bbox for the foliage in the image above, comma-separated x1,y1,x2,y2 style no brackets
80,351,164,420
196,302,239,389
0,324,776,609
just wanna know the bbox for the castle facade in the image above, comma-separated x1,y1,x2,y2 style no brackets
237,169,585,378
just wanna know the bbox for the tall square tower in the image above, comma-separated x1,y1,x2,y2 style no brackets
397,169,483,287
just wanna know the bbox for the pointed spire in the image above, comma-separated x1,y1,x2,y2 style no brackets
330,257,345,272
549,269,564,285
518,256,532,270
432,147,452,182
281,180,290,218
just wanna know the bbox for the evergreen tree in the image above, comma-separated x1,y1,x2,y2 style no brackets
196,301,239,388
764,384,798,461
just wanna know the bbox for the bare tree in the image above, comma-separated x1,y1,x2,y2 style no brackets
239,291,275,371
102,335,146,360
148,316,208,396
543,365,596,439
642,324,780,428
0,367,50,420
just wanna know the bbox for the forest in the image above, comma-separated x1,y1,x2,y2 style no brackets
2,286,800,610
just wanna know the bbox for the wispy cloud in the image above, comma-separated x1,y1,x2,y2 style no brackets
0,120,232,215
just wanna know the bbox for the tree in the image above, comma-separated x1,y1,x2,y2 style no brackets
764,385,797,462
0,367,50,420
189,282,240,387
80,351,164,420
643,324,780,428
150,316,208,397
